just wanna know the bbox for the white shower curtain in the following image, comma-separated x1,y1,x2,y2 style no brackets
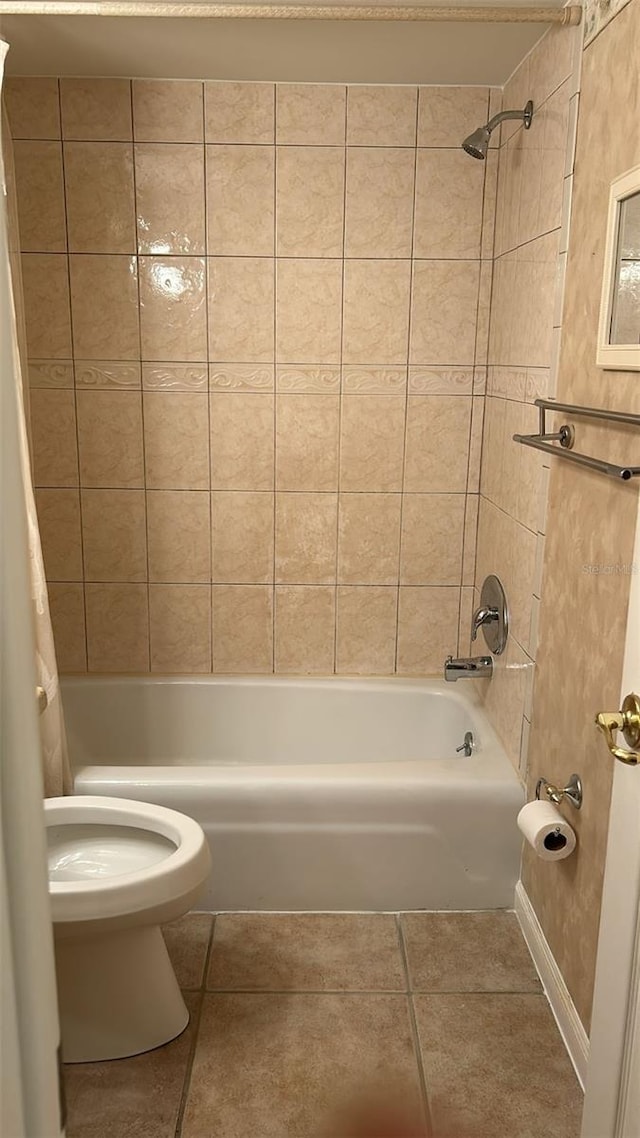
1,47,71,797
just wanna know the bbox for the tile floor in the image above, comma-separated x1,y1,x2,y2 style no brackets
64,912,583,1138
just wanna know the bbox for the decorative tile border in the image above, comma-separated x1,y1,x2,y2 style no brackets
408,368,473,395
28,360,73,388
276,366,340,393
210,365,274,392
142,364,207,391
342,367,406,394
76,361,141,389
584,0,633,44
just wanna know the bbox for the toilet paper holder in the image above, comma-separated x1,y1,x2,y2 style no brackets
535,773,583,810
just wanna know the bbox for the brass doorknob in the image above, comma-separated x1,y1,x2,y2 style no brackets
595,693,640,765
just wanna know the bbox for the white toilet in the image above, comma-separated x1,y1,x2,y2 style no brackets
45,795,211,1064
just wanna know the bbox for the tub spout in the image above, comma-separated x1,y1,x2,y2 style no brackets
444,655,493,682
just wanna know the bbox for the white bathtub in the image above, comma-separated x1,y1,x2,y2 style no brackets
63,676,524,912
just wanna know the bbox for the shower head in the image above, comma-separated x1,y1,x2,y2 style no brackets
462,99,534,159
462,124,492,160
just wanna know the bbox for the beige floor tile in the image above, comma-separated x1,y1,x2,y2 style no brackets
402,911,541,993
182,992,424,1138
414,993,582,1138
64,992,199,1138
162,913,213,990
207,914,405,992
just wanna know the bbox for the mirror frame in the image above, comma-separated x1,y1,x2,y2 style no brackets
597,163,640,372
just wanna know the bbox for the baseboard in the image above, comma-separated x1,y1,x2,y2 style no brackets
515,880,589,1090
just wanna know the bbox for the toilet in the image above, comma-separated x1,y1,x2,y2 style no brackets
45,795,211,1063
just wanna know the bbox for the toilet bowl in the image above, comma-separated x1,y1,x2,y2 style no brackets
45,795,211,1063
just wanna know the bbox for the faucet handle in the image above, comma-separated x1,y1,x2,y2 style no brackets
471,605,499,642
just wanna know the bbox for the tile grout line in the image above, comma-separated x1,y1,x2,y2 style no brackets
173,914,216,1138
333,86,348,675
393,90,419,674
396,916,434,1137
56,78,89,674
202,84,215,675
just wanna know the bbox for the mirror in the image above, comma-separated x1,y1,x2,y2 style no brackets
597,165,640,371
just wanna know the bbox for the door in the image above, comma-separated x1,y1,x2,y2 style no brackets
581,493,640,1138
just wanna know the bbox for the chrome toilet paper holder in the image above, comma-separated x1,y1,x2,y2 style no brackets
535,773,583,810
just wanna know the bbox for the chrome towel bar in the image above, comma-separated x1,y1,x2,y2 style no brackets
513,398,640,482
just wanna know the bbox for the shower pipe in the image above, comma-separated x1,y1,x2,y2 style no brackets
0,1,583,23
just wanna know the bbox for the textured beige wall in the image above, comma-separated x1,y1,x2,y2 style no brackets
475,22,580,772
523,0,640,1033
6,76,497,675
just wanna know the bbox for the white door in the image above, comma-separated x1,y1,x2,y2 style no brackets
581,494,640,1138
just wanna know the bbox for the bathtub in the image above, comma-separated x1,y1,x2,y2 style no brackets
62,676,524,912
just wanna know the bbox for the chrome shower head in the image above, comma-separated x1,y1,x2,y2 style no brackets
461,99,534,159
462,124,492,160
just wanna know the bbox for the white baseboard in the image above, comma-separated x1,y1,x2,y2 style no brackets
515,880,589,1090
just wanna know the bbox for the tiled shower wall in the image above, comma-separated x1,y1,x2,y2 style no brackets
473,24,581,771
6,77,498,675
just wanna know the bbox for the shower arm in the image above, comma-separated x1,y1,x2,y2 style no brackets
485,107,531,131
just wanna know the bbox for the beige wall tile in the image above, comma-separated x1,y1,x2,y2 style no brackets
139,257,207,362
135,143,205,255
275,586,335,673
404,396,471,493
150,585,211,672
212,492,274,583
347,86,417,146
276,147,344,257
206,145,274,256
35,489,82,581
81,489,147,582
414,149,484,259
29,390,78,487
276,85,345,145
28,361,74,389
210,364,274,393
211,393,274,490
344,147,415,259
147,490,211,582
275,493,338,584
462,493,479,586
141,363,207,391
408,368,473,396
208,258,274,363
275,394,339,491
85,583,149,672
60,78,132,141
336,586,398,674
48,583,86,672
69,254,139,360
396,586,460,674
277,366,340,393
206,82,274,144
22,254,72,359
339,394,406,493
133,80,204,142
410,260,480,365
75,361,141,390
77,390,144,489
4,77,60,140
343,367,407,394
13,141,66,253
400,493,465,585
143,392,209,490
64,142,135,254
343,260,411,365
337,494,401,585
417,87,490,148
276,260,342,364
212,585,273,673
467,396,485,493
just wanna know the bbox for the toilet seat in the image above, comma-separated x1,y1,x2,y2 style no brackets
45,795,210,925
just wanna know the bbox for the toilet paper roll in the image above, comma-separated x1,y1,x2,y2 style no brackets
517,799,576,861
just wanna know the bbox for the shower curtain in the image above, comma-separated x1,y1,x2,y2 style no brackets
1,49,71,797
